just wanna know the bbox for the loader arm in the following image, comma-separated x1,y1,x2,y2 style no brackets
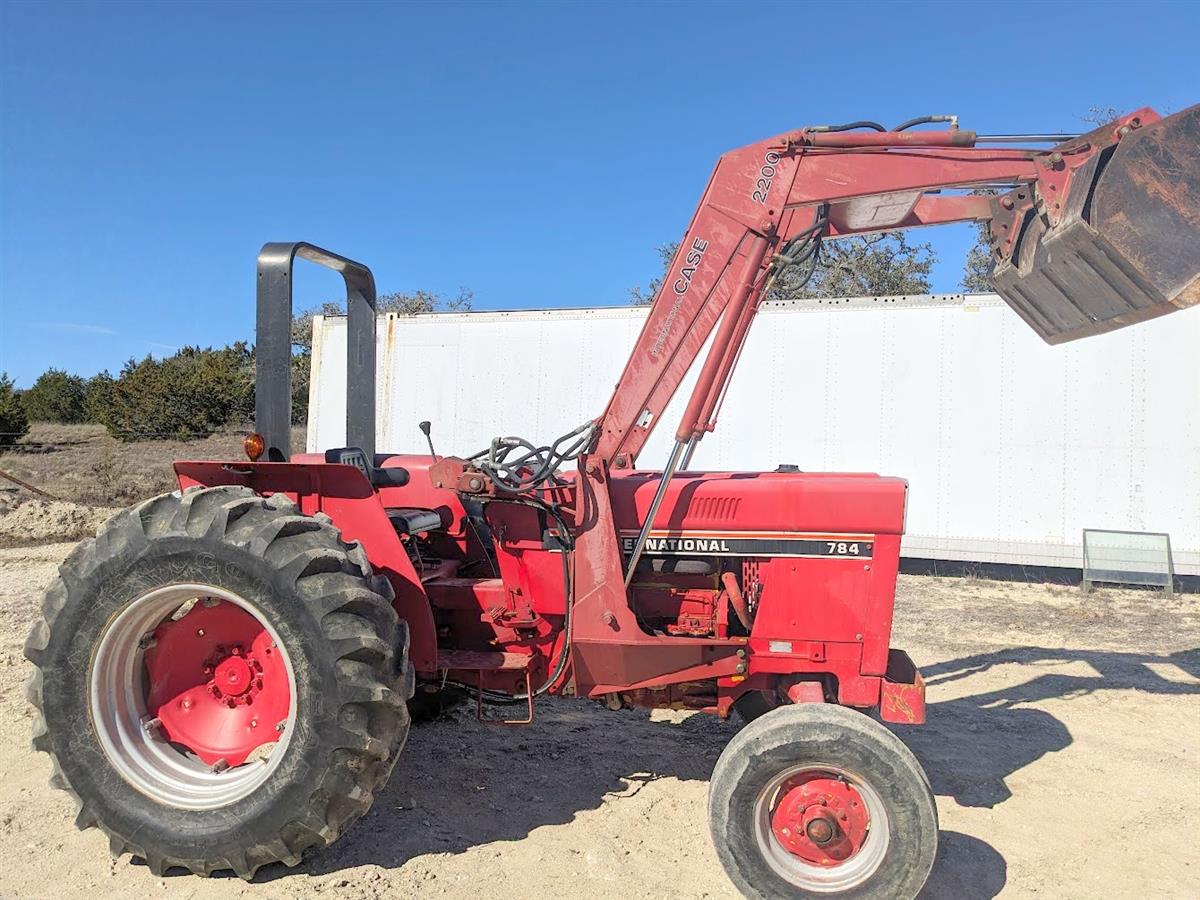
594,105,1200,469
566,105,1199,686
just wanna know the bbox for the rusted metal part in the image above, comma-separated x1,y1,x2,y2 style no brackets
614,680,718,712
721,571,754,631
0,466,58,501
437,649,533,671
986,186,1036,259
427,456,494,495
476,668,534,725
990,104,1200,344
770,773,870,865
879,649,926,725
801,128,977,148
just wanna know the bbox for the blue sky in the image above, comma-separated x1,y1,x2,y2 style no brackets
1,0,1196,386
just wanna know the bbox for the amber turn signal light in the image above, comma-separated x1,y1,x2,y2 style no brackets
243,432,265,461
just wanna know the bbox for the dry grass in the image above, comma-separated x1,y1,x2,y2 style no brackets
0,423,303,508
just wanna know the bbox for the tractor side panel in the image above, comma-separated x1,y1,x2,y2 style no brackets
748,532,901,677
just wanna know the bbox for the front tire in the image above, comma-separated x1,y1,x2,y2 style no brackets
24,486,412,878
709,703,936,899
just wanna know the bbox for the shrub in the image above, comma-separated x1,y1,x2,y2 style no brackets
84,372,115,424
92,344,254,441
0,373,30,448
21,368,88,423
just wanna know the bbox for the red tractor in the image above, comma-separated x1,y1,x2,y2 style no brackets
26,106,1198,898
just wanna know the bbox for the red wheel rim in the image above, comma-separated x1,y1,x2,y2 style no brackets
768,772,871,866
145,599,293,768
753,764,889,891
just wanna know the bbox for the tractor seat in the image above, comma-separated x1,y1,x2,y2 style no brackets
387,508,443,536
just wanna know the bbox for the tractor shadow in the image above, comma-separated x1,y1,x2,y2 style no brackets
232,644,1199,896
895,645,1200,808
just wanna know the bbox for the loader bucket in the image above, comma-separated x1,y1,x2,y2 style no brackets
990,104,1200,344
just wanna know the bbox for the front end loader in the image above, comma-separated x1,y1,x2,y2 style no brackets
25,104,1198,898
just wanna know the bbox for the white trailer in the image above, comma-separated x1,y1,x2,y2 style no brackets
309,294,1200,576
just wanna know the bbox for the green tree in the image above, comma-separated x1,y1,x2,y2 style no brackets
961,187,1000,293
379,288,474,316
93,344,254,441
0,373,30,448
20,368,88,423
771,232,934,299
83,372,115,424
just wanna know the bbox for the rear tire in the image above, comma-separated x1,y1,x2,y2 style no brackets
24,486,413,878
709,703,936,899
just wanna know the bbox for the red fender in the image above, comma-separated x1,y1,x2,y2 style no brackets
174,460,438,674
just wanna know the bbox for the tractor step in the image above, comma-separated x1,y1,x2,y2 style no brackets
436,650,535,726
436,649,534,671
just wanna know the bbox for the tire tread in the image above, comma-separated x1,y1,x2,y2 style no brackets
24,485,412,880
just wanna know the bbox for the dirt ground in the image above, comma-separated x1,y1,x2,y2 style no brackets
0,541,1197,900
0,423,303,512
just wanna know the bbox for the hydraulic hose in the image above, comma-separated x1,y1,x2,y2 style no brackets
469,421,596,492
807,120,886,133
893,114,957,132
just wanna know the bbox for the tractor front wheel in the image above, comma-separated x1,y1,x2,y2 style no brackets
24,486,412,878
708,703,937,899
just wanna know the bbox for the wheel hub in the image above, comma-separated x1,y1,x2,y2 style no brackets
770,773,871,866
145,600,291,768
214,654,253,696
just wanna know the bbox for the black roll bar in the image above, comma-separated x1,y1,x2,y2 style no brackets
256,242,377,461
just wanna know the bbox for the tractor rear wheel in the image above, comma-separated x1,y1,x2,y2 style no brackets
708,703,936,899
24,485,412,879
